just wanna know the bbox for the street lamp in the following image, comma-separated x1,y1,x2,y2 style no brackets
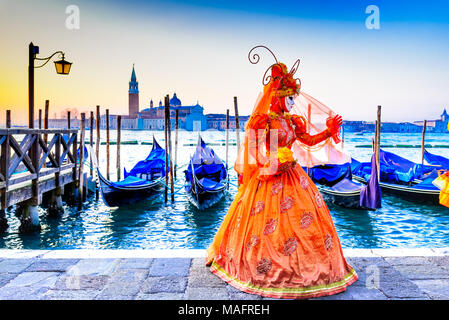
28,42,72,128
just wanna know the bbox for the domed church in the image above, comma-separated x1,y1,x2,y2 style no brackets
125,65,208,131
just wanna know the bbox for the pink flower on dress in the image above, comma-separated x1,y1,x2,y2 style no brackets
251,201,265,216
263,218,278,235
256,258,272,274
226,248,234,261
250,208,255,216
246,235,260,251
280,196,294,213
271,179,283,195
300,212,314,229
315,192,324,208
283,237,299,256
300,176,309,189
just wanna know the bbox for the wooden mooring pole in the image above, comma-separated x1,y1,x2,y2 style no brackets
168,107,174,202
164,95,169,203
38,109,42,129
234,97,241,187
78,113,86,208
375,106,382,179
21,121,42,232
44,100,49,144
96,106,100,164
67,111,71,129
48,129,63,217
95,105,100,199
6,110,11,128
116,115,122,181
174,110,179,180
69,121,78,205
421,120,427,165
90,111,94,177
234,97,241,151
106,109,110,180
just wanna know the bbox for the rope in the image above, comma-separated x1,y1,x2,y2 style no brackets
227,181,239,188
160,181,188,194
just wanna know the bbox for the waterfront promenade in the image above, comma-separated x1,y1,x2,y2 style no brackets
0,248,447,300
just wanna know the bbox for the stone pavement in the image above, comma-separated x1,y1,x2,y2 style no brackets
0,248,448,300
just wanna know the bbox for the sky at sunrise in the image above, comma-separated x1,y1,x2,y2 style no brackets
1,0,449,125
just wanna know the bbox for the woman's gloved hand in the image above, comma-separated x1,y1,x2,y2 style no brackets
326,114,343,144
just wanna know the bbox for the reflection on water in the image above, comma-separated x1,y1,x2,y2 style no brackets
0,130,449,249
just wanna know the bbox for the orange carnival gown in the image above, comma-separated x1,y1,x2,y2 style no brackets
206,110,358,299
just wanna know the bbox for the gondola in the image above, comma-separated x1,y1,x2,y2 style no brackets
309,154,381,210
352,149,440,204
184,136,227,210
97,136,165,207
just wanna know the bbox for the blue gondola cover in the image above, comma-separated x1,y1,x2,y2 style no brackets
124,138,166,180
309,163,352,186
330,178,362,192
352,149,435,184
423,149,449,170
185,137,227,183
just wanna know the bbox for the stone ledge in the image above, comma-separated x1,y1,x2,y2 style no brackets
0,248,446,259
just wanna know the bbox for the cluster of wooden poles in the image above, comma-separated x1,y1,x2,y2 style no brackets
372,105,431,181
161,96,242,203
13,95,243,206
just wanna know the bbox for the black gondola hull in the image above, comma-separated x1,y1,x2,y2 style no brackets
98,174,164,207
318,186,363,209
353,175,440,204
186,180,227,210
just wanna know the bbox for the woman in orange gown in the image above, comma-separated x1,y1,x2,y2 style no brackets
206,47,358,299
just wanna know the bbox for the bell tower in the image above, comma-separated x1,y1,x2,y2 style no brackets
129,64,139,116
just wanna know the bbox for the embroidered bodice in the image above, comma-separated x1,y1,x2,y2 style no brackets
251,111,331,150
246,111,331,180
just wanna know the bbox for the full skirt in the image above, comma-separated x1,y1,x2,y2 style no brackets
206,164,357,299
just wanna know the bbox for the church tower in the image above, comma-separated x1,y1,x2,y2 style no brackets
128,64,139,116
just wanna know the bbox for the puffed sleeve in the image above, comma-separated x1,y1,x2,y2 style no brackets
248,114,269,130
291,115,332,146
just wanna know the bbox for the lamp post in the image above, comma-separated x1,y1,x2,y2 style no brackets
28,42,72,128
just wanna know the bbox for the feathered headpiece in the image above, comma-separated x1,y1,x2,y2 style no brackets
248,45,301,98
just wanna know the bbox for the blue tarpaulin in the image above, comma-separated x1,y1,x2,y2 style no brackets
352,149,435,184
124,138,166,180
185,137,227,184
330,178,362,192
309,163,352,186
423,149,449,170
111,175,155,188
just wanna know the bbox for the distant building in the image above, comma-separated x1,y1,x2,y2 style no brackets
128,64,139,117
206,114,249,131
120,65,208,130
433,109,449,132
341,121,374,133
342,108,449,133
